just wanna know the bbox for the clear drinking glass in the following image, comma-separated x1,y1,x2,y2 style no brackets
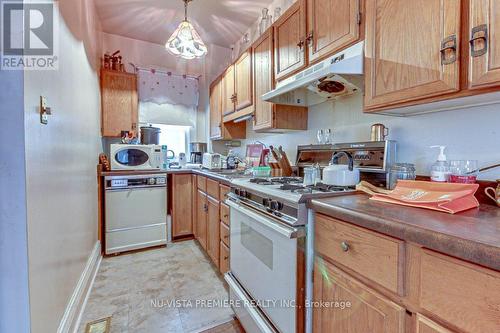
323,129,332,144
317,129,325,144
303,167,315,186
388,163,416,189
449,160,479,184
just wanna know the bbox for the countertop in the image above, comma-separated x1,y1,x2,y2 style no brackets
308,193,500,271
98,168,247,184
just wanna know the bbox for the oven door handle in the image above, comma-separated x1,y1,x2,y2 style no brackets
226,198,304,239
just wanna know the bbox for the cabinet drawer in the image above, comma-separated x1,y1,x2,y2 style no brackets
220,203,230,226
206,178,219,199
197,176,206,191
220,221,230,247
219,184,230,200
220,241,230,274
419,250,500,333
315,214,404,294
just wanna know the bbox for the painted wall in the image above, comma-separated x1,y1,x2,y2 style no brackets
101,32,232,143
0,11,31,331
22,0,103,332
227,94,500,180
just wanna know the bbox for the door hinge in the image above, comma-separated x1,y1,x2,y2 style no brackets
357,12,362,25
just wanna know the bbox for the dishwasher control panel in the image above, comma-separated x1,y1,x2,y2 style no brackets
105,174,167,189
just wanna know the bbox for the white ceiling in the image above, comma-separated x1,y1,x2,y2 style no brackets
95,0,274,48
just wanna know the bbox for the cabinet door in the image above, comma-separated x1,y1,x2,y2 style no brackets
219,241,230,274
274,0,307,80
307,0,361,63
196,190,207,250
207,196,220,266
313,259,405,332
234,49,253,111
364,0,461,111
209,77,222,139
222,65,235,115
192,175,198,239
416,314,454,333
468,0,500,89
253,29,274,130
101,70,138,137
171,174,192,238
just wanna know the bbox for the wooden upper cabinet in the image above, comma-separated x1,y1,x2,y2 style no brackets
100,69,138,137
307,0,361,63
234,49,253,111
222,65,235,116
209,77,222,139
364,0,461,111
171,174,193,238
253,29,275,130
253,28,309,132
468,0,500,89
313,260,405,333
274,0,307,81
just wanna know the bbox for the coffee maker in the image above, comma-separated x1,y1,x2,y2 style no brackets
189,142,207,164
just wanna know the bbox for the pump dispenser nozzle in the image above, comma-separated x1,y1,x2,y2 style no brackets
430,145,447,162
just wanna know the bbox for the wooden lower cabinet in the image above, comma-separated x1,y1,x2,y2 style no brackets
416,314,453,333
207,196,220,266
219,241,230,274
313,259,405,332
192,175,198,238
196,189,207,250
171,174,193,238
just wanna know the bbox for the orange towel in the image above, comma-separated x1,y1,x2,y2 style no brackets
367,180,480,214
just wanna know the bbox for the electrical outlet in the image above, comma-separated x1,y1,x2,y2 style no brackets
40,96,51,125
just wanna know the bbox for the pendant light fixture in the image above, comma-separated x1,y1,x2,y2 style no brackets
165,0,207,59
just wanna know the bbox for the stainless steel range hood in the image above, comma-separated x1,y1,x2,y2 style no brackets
262,41,364,107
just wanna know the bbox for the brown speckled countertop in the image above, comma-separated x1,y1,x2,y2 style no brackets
308,193,500,271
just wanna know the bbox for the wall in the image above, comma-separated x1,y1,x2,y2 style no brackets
227,94,500,180
22,0,103,332
102,32,232,144
0,4,31,329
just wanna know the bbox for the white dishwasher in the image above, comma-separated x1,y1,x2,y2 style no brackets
105,174,167,255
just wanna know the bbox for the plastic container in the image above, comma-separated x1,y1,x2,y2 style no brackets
252,166,271,177
430,146,451,182
449,160,479,184
388,163,416,189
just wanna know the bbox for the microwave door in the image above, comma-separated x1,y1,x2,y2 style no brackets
115,148,150,169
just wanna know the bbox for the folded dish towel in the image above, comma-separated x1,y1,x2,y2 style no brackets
356,180,480,214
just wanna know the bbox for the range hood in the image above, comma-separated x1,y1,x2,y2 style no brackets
262,41,364,107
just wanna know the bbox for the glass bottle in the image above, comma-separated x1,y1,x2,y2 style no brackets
259,8,270,35
273,7,282,22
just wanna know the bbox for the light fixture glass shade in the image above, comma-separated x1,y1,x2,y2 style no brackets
166,20,208,59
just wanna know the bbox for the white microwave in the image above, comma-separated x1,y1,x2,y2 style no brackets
110,144,162,170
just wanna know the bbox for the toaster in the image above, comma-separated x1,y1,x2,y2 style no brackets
202,153,222,170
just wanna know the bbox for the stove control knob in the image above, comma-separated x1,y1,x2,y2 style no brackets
240,189,247,198
148,178,156,185
270,200,283,211
263,198,271,207
234,188,240,196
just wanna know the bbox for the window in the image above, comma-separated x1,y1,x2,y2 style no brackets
151,124,191,156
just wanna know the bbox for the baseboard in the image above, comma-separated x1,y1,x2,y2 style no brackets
57,241,102,333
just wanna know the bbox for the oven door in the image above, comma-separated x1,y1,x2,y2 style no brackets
226,198,304,333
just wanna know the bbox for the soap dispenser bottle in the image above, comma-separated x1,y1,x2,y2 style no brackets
430,146,451,182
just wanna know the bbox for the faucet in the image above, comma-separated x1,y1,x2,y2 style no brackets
330,151,354,171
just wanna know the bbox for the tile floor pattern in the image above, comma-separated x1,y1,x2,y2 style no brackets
79,241,235,333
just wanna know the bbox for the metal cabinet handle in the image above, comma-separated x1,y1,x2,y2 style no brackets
341,241,350,252
297,39,305,49
470,24,488,57
306,31,314,46
224,214,229,218
203,204,208,212
440,34,457,65
224,256,229,260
